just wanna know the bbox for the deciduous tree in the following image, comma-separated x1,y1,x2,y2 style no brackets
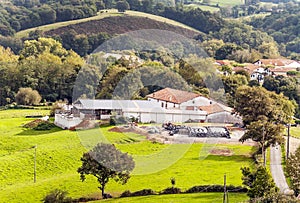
15,87,42,105
116,0,130,12
78,143,135,198
235,86,295,165
287,146,300,195
241,165,278,200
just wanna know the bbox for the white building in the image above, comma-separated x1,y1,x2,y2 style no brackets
250,67,272,81
54,88,241,129
146,88,240,124
254,59,300,69
55,99,207,129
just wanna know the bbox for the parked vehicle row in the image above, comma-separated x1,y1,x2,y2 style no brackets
162,123,230,138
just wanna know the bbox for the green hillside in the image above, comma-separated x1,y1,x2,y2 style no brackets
0,109,253,202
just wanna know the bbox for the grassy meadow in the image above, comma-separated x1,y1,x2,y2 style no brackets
289,126,300,139
184,4,220,12
210,0,244,7
0,109,253,202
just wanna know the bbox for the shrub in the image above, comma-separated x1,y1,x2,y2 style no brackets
120,189,156,197
109,117,116,125
43,189,72,203
185,185,247,193
120,190,131,197
110,116,128,125
160,187,181,194
116,116,128,124
50,101,65,117
131,189,156,196
99,120,110,127
24,119,55,130
15,87,42,106
33,121,56,130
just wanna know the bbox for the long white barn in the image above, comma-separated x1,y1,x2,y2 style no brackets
72,99,207,123
54,88,242,129
55,99,208,129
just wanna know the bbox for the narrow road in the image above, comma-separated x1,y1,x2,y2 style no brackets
270,145,290,193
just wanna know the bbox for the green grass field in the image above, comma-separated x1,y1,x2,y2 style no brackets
15,10,199,39
289,126,300,139
184,4,220,12
210,0,244,7
0,109,253,202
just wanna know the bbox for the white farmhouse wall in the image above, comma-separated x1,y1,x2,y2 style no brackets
147,98,180,109
123,109,206,123
285,62,300,68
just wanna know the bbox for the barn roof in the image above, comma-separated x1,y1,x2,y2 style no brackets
74,99,162,112
199,103,232,115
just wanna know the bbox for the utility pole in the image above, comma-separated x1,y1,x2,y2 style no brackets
262,126,266,167
223,174,227,203
34,145,37,183
287,124,290,160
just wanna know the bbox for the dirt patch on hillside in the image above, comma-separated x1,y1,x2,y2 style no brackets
210,148,233,156
45,16,199,38
109,126,148,136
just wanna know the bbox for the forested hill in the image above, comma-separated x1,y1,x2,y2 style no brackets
31,14,200,56
45,15,199,37
248,5,300,58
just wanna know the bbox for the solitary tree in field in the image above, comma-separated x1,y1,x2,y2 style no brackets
78,143,135,198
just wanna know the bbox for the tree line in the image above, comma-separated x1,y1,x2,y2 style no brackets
0,38,83,106
0,0,106,36
0,0,296,61
248,1,300,59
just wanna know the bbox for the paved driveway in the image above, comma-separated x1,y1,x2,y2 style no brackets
270,145,290,193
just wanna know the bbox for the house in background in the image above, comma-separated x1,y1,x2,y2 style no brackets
232,60,300,82
249,67,272,82
269,68,297,77
254,59,300,69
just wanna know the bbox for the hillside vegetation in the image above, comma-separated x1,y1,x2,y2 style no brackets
16,10,199,39
45,15,199,38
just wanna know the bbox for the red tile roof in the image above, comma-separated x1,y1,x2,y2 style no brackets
198,103,232,115
271,68,296,73
234,64,260,74
146,88,200,104
256,59,297,66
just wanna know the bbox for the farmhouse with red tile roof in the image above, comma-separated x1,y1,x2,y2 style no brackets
254,59,300,68
146,88,201,108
